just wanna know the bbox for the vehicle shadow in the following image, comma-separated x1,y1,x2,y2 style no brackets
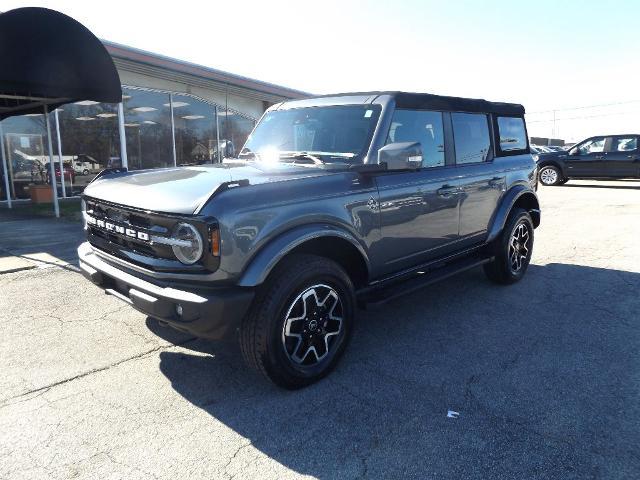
0,209,84,268
152,263,640,478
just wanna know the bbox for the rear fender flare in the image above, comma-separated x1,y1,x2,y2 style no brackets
486,186,540,244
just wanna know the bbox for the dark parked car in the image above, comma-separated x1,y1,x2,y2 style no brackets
78,91,540,388
536,134,639,186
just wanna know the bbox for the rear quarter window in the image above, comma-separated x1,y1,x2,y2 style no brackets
497,116,527,152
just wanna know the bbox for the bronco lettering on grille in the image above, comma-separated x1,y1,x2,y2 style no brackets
86,215,150,242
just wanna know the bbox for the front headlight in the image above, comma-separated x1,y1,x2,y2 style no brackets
532,154,539,162
171,223,203,265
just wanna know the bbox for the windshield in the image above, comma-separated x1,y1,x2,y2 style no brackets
240,105,381,164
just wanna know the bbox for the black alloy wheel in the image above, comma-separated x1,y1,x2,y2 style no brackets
241,254,355,389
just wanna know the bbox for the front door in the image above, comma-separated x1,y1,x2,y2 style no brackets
373,109,460,275
603,136,640,178
565,136,607,177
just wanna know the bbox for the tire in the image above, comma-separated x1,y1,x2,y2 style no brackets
538,165,563,186
240,254,355,389
483,208,534,285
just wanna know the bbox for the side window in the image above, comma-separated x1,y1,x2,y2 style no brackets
452,113,491,164
386,110,445,168
613,136,638,152
577,137,605,155
497,116,527,152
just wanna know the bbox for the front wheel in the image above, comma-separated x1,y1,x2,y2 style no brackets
483,208,534,285
240,254,355,389
538,165,563,186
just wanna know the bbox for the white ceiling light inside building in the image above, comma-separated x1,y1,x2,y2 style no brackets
124,123,140,127
75,100,100,106
132,106,158,113
163,101,190,108
142,120,157,124
96,113,117,118
75,116,95,121
182,115,205,120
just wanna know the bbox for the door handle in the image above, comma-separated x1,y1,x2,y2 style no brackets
594,155,604,160
437,185,460,197
488,177,503,188
627,155,639,161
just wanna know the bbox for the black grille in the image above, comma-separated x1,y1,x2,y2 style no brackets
85,198,179,265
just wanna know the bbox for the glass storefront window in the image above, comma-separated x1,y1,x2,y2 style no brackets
1,87,260,203
56,101,120,194
218,110,256,159
171,95,218,165
122,88,173,170
1,114,49,200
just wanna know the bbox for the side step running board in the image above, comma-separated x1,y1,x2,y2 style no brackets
357,255,493,308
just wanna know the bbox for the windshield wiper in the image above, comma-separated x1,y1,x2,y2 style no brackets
238,148,256,160
279,152,326,165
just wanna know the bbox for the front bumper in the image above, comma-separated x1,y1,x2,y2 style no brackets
77,242,254,339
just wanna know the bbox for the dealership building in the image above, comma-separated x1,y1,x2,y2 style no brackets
1,40,307,200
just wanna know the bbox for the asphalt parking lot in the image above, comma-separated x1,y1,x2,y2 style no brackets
1,180,639,479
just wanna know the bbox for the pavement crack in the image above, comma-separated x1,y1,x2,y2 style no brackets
0,337,199,408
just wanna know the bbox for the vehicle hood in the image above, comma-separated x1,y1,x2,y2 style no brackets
534,151,566,163
83,162,341,215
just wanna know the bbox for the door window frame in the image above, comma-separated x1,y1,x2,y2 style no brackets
493,114,530,157
384,108,451,171
570,136,609,156
449,111,495,166
610,135,639,153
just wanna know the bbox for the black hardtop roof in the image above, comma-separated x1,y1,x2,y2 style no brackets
306,91,526,116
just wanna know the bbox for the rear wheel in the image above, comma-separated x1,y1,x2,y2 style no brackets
483,208,534,285
538,165,563,186
240,254,355,389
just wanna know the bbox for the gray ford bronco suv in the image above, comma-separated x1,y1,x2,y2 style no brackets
78,92,540,388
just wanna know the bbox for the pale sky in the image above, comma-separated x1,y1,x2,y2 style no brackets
4,0,640,142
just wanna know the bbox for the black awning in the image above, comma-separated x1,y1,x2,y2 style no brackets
0,7,122,119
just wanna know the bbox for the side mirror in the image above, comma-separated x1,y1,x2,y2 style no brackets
378,142,423,171
568,147,578,156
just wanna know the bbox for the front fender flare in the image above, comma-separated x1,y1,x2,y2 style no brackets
486,186,540,244
237,224,370,287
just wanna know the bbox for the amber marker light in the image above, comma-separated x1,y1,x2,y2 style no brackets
210,227,221,257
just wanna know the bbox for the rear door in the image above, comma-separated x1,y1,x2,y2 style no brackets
604,136,640,177
452,112,502,243
565,137,607,177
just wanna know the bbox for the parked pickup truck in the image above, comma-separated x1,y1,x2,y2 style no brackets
78,91,540,388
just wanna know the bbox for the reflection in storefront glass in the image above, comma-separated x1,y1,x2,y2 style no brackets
57,101,121,194
218,110,256,159
172,95,218,165
123,88,173,170
0,114,49,200
1,88,260,202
